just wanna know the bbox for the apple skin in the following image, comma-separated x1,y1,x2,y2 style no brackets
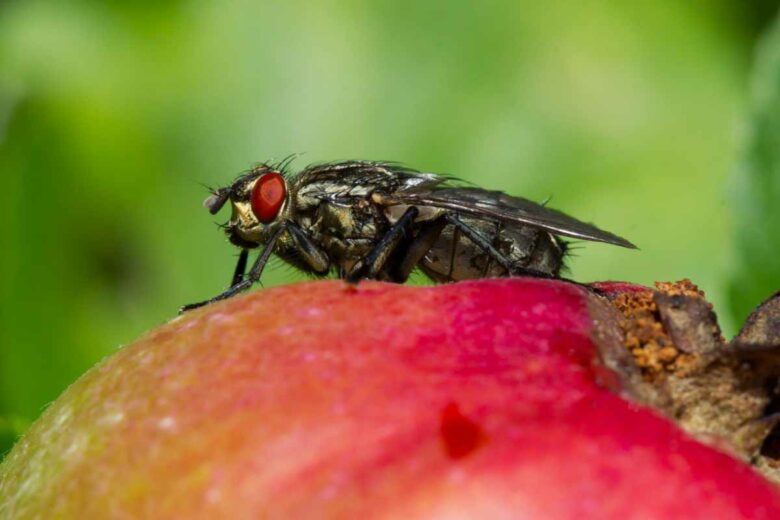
2,279,780,519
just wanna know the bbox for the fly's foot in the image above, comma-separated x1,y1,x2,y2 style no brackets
345,261,369,285
179,301,208,314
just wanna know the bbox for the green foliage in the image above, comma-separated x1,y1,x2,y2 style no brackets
730,16,780,328
0,1,768,446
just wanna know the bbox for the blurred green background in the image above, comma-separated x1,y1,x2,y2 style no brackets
1,1,779,456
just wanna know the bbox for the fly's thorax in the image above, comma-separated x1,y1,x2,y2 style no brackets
306,199,379,247
292,195,386,271
383,203,445,224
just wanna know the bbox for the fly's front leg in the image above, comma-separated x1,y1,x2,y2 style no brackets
231,249,249,286
183,249,248,312
346,206,419,283
445,214,553,279
180,225,287,313
285,220,331,274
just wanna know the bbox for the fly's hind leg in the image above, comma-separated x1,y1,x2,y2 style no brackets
444,214,554,279
346,206,419,283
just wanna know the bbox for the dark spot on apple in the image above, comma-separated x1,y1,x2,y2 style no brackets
439,402,486,460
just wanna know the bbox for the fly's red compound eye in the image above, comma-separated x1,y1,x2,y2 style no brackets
250,172,286,223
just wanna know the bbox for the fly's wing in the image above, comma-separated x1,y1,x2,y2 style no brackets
295,161,447,201
387,187,636,248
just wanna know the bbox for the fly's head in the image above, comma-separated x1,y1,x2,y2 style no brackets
204,165,290,248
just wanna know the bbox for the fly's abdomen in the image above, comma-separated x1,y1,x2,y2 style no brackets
419,217,564,282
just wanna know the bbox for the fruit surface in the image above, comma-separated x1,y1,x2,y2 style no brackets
1,279,779,519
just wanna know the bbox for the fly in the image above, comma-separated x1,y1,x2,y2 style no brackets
181,160,636,311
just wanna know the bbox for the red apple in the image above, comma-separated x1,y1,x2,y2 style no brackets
1,279,779,518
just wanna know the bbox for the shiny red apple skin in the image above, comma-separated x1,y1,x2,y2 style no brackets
1,279,779,519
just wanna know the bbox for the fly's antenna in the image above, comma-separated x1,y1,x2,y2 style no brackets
203,187,231,215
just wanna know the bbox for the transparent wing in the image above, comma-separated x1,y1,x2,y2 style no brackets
387,187,636,248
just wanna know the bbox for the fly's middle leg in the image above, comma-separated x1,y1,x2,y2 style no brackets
346,206,419,283
388,217,448,283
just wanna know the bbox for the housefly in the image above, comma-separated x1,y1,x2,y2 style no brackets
181,160,635,311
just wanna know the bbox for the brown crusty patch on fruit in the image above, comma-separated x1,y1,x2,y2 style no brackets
609,280,702,378
593,280,780,481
